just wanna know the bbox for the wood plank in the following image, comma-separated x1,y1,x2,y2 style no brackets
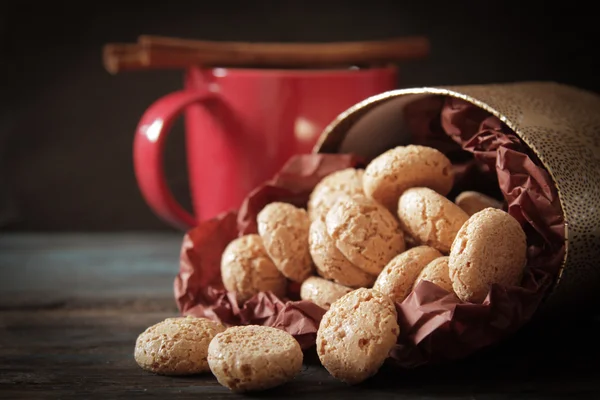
2,306,600,399
0,233,183,307
2,234,600,398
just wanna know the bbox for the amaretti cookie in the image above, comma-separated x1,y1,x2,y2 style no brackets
257,202,314,283
316,288,400,384
414,256,453,293
220,234,287,303
455,191,504,216
300,276,353,310
449,208,527,303
308,217,376,288
326,195,405,276
363,145,454,211
134,316,226,375
208,325,303,392
308,168,365,220
397,187,469,253
373,246,443,302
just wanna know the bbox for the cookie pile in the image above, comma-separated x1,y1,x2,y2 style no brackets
134,144,528,390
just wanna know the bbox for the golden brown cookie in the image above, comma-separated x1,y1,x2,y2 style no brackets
397,187,469,253
257,202,314,283
207,325,303,392
300,276,353,310
316,288,399,384
326,195,405,276
414,256,454,293
308,168,365,221
373,246,443,302
363,145,454,211
134,316,226,375
220,234,287,303
308,217,376,288
455,191,504,216
449,208,527,303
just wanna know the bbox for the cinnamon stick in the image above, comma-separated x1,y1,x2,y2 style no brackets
138,35,430,68
103,36,430,74
102,44,196,74
102,44,149,74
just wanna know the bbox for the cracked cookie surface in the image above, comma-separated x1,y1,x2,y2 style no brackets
257,202,314,283
414,256,454,293
374,246,443,302
300,276,353,310
363,145,454,211
316,288,399,384
208,325,303,392
134,316,226,375
397,187,469,254
308,217,376,288
449,207,527,303
326,195,405,275
308,168,365,221
220,234,287,303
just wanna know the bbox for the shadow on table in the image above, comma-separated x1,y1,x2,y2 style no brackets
252,314,600,399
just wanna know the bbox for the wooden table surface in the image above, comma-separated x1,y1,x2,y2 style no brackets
1,233,600,399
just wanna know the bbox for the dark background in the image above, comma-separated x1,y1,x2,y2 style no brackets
1,1,598,232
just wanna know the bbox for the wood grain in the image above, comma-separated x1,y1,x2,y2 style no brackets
1,234,599,398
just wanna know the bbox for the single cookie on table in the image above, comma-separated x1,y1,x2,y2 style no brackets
363,145,454,211
208,325,303,392
221,234,287,303
326,195,405,276
413,256,453,293
455,191,504,216
308,217,376,288
397,187,469,254
308,168,365,221
300,276,353,310
257,202,314,283
373,246,443,303
134,316,226,376
449,208,527,303
316,288,400,385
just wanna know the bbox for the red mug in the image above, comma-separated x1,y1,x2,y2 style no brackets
134,66,398,230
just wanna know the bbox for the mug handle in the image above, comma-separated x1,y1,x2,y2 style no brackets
133,89,216,231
